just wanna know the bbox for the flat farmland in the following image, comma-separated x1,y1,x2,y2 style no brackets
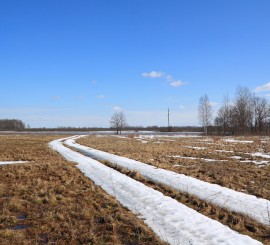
1,134,269,244
77,135,270,200
0,135,165,245
76,134,270,244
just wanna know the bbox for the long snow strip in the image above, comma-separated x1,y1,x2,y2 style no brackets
50,137,262,245
65,136,270,227
0,161,28,165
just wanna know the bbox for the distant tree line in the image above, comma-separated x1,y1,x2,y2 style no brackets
26,125,203,133
0,119,25,130
199,86,270,135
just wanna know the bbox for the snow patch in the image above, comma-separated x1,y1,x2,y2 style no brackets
230,156,242,160
215,150,234,153
240,160,269,166
67,136,270,227
224,139,254,144
50,137,262,245
185,146,206,150
172,156,227,162
0,161,29,165
251,152,270,159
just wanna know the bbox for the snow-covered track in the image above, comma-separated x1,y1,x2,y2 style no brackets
66,136,270,227
50,137,262,245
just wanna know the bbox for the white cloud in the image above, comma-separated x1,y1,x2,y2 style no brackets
142,70,188,88
91,80,97,84
170,80,186,87
179,105,186,109
166,74,188,88
142,71,164,78
255,82,270,92
113,106,122,111
96,94,105,99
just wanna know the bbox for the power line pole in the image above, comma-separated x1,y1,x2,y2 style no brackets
168,108,170,131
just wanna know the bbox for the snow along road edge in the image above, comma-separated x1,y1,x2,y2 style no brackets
66,136,270,227
49,136,262,245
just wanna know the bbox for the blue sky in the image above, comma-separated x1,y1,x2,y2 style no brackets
1,0,270,128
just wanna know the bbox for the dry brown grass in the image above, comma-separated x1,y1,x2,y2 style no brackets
77,135,270,244
0,135,166,245
98,160,270,244
77,135,270,200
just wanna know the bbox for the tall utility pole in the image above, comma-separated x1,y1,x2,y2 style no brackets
168,108,170,131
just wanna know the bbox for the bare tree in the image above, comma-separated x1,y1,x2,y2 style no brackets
198,94,212,135
233,86,253,134
214,95,233,135
110,111,127,135
253,95,268,134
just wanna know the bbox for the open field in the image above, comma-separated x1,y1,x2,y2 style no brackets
76,134,270,244
77,135,270,200
0,135,165,244
1,133,269,244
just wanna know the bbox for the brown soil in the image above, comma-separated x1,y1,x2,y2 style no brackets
0,135,166,245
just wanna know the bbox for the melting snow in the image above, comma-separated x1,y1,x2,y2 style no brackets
172,156,227,162
185,146,206,150
66,136,270,227
215,150,234,153
0,161,28,165
224,139,254,144
230,156,242,160
50,137,262,245
240,160,269,166
251,152,270,159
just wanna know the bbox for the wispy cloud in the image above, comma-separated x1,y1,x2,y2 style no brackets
166,74,188,87
142,71,164,78
255,82,270,92
170,80,186,87
113,106,122,111
179,105,186,109
91,80,97,84
96,94,105,99
142,70,188,88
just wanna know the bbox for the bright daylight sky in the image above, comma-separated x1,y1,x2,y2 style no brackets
1,0,270,128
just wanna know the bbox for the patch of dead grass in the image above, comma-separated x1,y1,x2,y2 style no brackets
97,160,270,244
0,135,166,244
77,135,270,243
77,135,270,200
